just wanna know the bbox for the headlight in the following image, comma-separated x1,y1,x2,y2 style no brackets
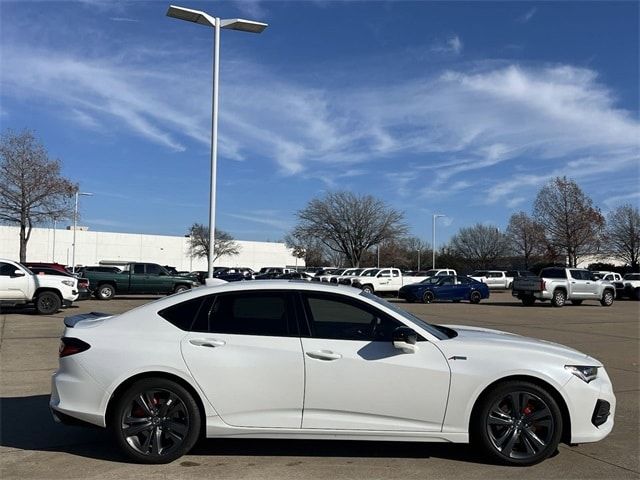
62,280,75,287
565,365,598,383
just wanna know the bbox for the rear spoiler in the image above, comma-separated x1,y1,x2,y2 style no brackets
64,311,113,328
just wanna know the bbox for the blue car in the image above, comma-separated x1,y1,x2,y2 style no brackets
398,275,490,304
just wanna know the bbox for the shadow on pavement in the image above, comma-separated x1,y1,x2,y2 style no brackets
1,395,490,465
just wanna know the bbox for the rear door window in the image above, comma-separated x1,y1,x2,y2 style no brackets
192,291,297,337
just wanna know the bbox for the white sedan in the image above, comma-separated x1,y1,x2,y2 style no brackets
51,281,615,465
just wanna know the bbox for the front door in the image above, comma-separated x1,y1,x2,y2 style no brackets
569,270,591,298
299,292,450,431
0,262,30,300
180,290,304,428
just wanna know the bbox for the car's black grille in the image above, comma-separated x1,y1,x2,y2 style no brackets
592,400,611,427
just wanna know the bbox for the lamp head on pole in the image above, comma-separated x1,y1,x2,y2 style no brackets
167,5,268,33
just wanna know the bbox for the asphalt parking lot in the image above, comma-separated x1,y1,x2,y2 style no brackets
1,291,638,480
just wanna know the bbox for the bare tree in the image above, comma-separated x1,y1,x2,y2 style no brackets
0,130,76,262
450,223,509,269
506,212,546,268
606,204,640,270
533,177,604,267
187,224,240,263
291,191,407,267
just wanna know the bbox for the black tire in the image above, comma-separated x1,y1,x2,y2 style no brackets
174,284,190,294
422,291,434,304
470,291,482,304
361,284,374,294
471,381,563,466
96,283,115,300
35,291,62,315
521,296,536,306
111,377,201,464
551,290,566,308
571,300,583,306
600,290,614,307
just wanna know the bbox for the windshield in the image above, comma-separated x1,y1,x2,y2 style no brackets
419,276,441,285
423,270,438,276
16,262,34,275
359,291,450,340
624,273,640,280
360,269,379,277
331,269,346,275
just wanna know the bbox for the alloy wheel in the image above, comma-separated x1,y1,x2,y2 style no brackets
486,391,554,460
121,389,190,457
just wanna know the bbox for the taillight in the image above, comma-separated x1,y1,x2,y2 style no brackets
59,337,91,358
540,279,546,291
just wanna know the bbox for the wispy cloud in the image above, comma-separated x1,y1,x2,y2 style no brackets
1,39,638,207
110,17,139,23
230,0,268,18
431,34,463,55
224,211,291,231
517,7,538,23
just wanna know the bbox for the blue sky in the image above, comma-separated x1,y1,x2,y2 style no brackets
1,0,638,245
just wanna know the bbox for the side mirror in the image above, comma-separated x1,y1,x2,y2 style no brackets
393,326,418,353
13,269,26,277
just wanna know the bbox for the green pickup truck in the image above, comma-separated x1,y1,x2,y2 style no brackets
84,263,200,300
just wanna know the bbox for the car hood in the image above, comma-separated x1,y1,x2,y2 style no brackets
438,324,599,365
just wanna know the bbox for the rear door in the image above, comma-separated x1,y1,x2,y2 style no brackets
180,290,304,428
569,269,590,298
298,291,450,431
129,264,149,293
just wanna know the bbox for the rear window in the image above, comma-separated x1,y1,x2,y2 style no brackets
158,297,205,330
541,268,567,279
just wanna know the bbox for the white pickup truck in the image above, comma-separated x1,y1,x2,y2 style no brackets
511,267,615,307
470,270,514,289
0,259,79,314
349,268,435,295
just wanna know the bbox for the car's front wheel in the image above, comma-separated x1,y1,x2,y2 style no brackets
35,291,61,314
600,290,614,307
472,381,562,466
111,378,201,464
470,291,482,304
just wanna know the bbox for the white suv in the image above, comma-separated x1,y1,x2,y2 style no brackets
0,259,79,314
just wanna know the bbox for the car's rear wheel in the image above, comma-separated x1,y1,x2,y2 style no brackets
600,290,614,307
96,284,115,300
422,291,434,304
470,291,482,304
571,300,583,306
35,291,61,314
111,378,201,464
361,284,374,294
551,290,566,307
472,381,562,466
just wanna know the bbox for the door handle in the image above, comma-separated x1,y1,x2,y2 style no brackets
189,338,226,348
306,350,342,361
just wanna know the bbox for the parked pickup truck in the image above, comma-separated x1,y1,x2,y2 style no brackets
470,270,514,289
84,262,200,300
614,273,640,300
0,258,79,314
511,267,615,307
350,268,433,295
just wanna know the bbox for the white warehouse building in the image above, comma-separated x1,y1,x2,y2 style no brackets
0,225,303,272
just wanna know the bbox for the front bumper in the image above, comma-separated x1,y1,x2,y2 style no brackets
563,367,616,443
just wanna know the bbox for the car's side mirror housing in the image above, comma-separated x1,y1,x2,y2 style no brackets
12,269,25,277
393,326,418,353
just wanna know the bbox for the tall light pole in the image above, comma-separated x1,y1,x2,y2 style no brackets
52,217,57,263
167,5,267,281
72,192,93,273
432,214,445,269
